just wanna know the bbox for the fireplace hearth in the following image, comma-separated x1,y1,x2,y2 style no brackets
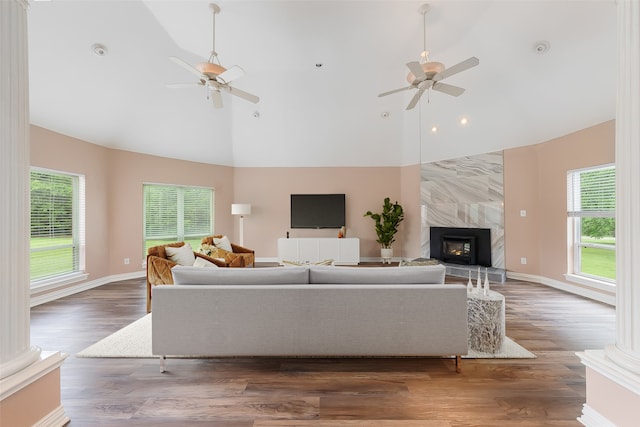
430,227,492,267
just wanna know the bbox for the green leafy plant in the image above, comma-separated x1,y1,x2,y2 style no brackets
364,197,404,248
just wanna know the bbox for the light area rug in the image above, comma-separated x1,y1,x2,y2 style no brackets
77,314,535,359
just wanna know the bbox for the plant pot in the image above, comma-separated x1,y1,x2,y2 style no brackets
380,247,393,264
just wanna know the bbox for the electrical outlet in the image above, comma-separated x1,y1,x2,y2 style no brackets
520,257,527,265
124,258,130,265
520,210,527,217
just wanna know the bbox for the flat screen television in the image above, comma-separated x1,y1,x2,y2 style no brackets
290,194,345,229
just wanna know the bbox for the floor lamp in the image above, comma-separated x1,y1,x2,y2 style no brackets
231,203,251,246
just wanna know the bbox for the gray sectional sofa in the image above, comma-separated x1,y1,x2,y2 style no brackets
152,264,468,372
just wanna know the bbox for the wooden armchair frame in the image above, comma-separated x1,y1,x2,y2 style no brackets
201,235,255,268
145,241,228,313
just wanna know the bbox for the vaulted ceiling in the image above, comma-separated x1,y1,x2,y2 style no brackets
28,0,616,167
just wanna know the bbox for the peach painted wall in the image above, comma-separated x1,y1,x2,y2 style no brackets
504,120,615,283
106,150,234,272
585,366,640,427
31,126,111,281
232,166,416,259
30,126,234,281
0,368,62,426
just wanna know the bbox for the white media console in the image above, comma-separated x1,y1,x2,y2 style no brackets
277,237,360,265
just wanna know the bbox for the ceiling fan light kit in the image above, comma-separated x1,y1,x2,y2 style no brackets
167,3,259,109
378,3,479,110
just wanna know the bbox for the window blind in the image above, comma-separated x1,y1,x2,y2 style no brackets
143,184,214,253
567,165,615,218
30,169,85,282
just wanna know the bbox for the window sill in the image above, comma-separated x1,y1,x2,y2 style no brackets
564,273,615,292
31,272,89,292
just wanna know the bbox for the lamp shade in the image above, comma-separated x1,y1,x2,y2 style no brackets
231,203,251,216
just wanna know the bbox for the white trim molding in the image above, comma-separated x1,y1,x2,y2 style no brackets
33,405,70,427
506,272,615,306
30,270,145,307
0,351,67,401
577,403,618,427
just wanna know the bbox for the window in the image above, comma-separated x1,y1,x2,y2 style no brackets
30,168,86,285
143,184,214,254
567,164,615,282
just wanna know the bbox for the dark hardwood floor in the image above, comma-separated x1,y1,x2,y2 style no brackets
30,273,616,426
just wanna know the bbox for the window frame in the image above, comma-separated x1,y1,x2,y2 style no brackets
30,167,86,288
142,183,215,255
566,163,616,285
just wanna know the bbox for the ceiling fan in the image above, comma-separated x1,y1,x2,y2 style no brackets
167,3,259,108
378,4,479,110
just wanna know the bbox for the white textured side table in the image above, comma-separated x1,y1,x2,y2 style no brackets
467,289,505,353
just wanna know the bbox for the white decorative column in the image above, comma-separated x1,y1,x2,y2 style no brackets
606,0,640,374
577,1,640,426
0,0,40,381
0,1,68,425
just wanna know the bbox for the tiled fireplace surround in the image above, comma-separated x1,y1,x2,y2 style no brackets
420,151,505,279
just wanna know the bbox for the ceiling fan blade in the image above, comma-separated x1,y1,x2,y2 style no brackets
169,56,205,79
405,81,433,110
406,88,426,110
216,65,245,84
225,86,259,104
378,86,413,98
166,83,203,89
433,56,479,81
210,89,223,108
406,61,426,81
432,82,465,97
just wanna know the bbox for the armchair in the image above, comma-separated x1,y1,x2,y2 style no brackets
201,235,255,268
146,241,227,313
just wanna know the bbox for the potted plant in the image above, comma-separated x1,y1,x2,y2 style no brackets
364,197,404,263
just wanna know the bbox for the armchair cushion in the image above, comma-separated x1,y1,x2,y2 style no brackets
193,256,220,268
146,241,229,313
165,243,196,266
213,236,233,252
201,235,255,267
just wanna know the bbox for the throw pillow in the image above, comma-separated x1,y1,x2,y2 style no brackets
213,236,233,252
193,257,219,268
199,243,216,257
165,243,196,266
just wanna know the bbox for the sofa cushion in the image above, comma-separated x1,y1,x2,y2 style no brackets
308,265,446,284
172,265,309,285
165,243,196,266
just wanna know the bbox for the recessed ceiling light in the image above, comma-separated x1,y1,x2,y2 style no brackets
533,41,550,54
459,117,469,126
431,125,438,133
381,112,390,118
91,43,108,57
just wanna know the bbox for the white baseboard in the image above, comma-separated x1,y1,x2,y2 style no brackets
506,272,615,306
33,405,70,427
577,403,618,427
30,271,145,307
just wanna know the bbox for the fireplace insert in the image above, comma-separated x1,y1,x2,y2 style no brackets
441,235,477,265
430,227,492,267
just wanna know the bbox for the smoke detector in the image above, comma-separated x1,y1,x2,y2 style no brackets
91,43,108,57
533,41,550,54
